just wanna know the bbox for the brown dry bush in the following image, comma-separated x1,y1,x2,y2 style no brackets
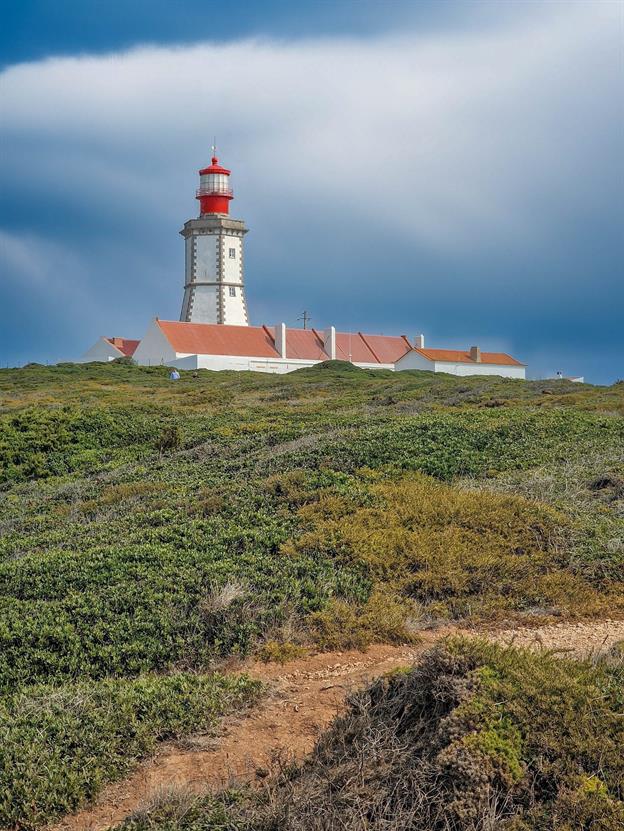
239,639,624,831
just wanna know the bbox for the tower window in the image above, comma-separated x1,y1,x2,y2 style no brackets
228,247,236,258
229,286,236,297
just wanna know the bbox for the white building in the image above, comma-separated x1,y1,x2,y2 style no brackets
129,321,526,378
133,319,413,372
80,336,140,363
81,153,527,380
395,338,525,379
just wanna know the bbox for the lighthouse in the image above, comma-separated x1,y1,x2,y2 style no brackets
179,153,249,325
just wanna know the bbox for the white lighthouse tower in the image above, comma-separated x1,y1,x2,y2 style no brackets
179,153,249,325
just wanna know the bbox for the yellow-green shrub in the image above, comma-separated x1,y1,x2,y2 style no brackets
286,474,622,621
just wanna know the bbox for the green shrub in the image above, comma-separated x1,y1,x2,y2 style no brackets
257,640,308,663
0,672,260,829
156,424,182,454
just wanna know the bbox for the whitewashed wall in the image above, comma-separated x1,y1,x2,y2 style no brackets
165,354,395,373
220,232,247,325
133,321,178,366
433,361,525,379
188,285,219,323
80,337,121,362
194,235,219,281
396,349,525,379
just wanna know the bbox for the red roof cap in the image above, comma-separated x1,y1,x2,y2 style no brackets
105,337,140,357
199,156,231,176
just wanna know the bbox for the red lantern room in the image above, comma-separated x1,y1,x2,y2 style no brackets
196,155,233,215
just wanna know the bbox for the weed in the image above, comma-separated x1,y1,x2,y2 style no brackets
257,641,308,664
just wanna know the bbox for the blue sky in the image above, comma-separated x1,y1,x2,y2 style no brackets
1,0,622,382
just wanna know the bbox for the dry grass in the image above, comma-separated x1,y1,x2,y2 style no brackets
199,582,247,617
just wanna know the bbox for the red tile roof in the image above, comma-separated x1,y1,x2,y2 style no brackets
105,337,140,357
158,321,277,357
156,320,411,364
284,328,327,360
413,348,524,366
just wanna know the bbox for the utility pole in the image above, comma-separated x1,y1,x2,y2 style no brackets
298,310,311,330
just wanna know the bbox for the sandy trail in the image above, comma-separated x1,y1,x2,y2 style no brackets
50,619,624,831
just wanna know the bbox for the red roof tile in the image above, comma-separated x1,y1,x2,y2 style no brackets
157,321,412,364
157,321,278,358
105,338,140,357
155,322,524,368
285,328,327,360
413,348,524,366
335,332,411,363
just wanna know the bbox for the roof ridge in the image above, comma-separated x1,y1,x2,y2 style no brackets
357,331,380,363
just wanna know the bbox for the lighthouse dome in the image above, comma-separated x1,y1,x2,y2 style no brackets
198,157,232,194
196,156,234,215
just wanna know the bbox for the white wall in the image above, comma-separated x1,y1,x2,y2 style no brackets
395,351,434,372
396,350,525,378
221,233,242,284
165,354,395,373
194,234,218,281
188,284,219,323
133,321,178,366
434,361,525,379
220,231,247,325
80,337,122,362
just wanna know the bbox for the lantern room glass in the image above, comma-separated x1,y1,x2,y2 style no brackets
199,173,231,195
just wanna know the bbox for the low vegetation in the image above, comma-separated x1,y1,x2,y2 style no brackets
0,672,259,829
114,639,624,830
290,473,622,637
0,362,622,827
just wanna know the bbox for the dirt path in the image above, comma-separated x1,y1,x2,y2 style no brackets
50,620,624,831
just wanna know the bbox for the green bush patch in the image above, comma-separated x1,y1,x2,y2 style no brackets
0,672,260,829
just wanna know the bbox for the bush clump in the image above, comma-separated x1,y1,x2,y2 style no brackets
0,672,260,829
258,639,624,830
285,473,622,626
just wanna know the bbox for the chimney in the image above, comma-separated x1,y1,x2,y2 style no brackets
414,334,425,349
275,323,287,358
470,345,481,363
324,326,336,360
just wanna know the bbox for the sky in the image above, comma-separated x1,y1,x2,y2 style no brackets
0,0,622,383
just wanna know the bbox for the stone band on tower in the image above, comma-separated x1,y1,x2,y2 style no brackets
179,154,249,325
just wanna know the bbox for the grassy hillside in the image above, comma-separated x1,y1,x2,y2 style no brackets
0,361,623,827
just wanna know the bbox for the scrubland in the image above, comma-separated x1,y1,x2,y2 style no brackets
0,361,622,829
116,640,624,831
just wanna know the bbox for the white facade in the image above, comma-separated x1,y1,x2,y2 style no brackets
168,355,395,373
179,217,248,326
396,349,526,379
80,337,127,363
133,322,178,366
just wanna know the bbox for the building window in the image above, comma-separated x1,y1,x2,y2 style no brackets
229,247,236,258
229,286,236,297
